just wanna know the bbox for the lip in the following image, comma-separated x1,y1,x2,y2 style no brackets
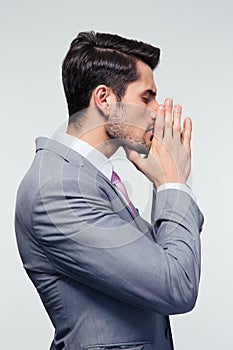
147,127,154,141
147,127,154,134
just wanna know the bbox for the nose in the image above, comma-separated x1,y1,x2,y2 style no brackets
150,99,159,119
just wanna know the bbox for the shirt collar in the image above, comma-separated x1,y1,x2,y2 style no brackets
52,131,113,181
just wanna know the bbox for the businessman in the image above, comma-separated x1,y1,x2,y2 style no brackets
15,31,204,350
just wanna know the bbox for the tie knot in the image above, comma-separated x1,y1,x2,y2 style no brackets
111,171,121,185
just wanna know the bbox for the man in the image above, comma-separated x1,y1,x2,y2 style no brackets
15,31,204,350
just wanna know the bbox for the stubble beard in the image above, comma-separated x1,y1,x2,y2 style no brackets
105,102,150,155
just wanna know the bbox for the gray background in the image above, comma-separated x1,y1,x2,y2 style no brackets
1,0,233,349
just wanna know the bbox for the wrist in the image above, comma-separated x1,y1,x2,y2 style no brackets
153,178,187,188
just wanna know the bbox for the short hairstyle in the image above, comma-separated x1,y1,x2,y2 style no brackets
62,31,160,119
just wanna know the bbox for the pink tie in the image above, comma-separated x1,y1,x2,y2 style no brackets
111,171,136,217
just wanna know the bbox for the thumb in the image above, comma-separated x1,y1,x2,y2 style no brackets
125,147,146,173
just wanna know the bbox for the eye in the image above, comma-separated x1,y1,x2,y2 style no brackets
142,97,149,104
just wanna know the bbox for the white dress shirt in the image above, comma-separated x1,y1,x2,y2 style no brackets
52,132,196,202
52,131,113,180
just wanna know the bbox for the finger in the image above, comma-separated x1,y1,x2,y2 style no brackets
163,98,173,139
182,117,192,153
125,148,146,173
173,104,182,134
154,104,165,140
164,98,173,126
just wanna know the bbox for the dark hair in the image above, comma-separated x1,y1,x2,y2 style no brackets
62,31,160,118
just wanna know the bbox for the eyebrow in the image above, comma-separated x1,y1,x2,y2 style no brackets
142,89,157,98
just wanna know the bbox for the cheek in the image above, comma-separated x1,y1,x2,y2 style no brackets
126,107,147,127
126,125,147,142
108,104,148,134
127,116,148,133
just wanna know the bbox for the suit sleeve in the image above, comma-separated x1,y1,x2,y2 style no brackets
31,175,204,316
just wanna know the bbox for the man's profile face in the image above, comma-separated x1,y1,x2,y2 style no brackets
106,60,159,154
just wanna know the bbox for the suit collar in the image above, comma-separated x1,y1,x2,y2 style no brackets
35,137,149,227
35,137,110,182
52,132,113,181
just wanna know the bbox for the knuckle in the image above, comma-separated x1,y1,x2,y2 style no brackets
174,125,181,133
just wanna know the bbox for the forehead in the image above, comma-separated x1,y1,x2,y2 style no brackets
126,60,157,95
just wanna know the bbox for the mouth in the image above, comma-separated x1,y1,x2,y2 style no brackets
147,127,154,141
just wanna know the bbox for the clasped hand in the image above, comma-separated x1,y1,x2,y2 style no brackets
126,98,192,188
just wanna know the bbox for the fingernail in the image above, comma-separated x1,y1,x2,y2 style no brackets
175,106,181,112
159,105,164,110
166,98,173,105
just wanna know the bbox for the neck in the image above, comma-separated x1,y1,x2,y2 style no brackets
67,119,119,159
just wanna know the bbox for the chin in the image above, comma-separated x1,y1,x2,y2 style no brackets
123,140,149,155
105,127,150,155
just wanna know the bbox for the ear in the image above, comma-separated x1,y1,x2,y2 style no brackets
91,85,116,118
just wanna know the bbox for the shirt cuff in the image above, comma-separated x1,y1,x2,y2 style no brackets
157,183,197,203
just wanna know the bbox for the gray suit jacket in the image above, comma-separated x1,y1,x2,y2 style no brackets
15,137,204,350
